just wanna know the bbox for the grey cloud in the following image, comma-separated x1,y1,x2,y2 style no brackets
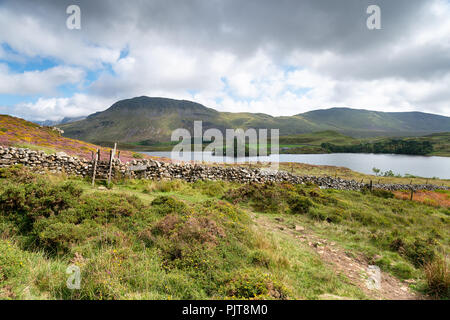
2,0,442,80
2,0,432,57
1,0,450,117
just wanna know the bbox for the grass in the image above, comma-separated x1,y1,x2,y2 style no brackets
12,143,57,155
0,166,448,299
275,162,450,188
424,256,449,298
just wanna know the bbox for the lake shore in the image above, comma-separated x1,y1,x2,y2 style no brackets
143,151,450,180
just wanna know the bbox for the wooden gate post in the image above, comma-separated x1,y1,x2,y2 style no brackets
107,143,117,185
92,149,99,187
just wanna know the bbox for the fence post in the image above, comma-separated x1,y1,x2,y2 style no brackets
410,189,414,201
92,149,99,187
108,143,117,185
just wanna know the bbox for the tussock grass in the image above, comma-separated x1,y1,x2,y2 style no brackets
424,256,449,298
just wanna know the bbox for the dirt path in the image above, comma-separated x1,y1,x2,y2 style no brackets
254,214,422,300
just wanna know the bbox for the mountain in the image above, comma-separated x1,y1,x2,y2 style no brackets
60,96,450,145
299,108,450,137
34,116,86,127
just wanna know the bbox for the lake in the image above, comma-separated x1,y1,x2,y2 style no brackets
143,152,450,179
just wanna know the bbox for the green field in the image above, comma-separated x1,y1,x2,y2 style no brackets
0,166,448,300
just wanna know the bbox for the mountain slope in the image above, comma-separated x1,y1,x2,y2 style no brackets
60,96,450,144
0,114,144,162
300,108,450,137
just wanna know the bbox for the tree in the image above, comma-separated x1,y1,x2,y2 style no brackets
372,167,381,176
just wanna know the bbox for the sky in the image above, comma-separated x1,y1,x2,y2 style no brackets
0,0,450,121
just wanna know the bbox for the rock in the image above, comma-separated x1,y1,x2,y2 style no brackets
56,152,68,157
295,225,305,232
373,254,382,261
313,242,322,248
404,279,416,284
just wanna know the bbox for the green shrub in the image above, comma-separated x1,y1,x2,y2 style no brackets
250,250,273,268
78,193,145,221
389,238,406,253
193,180,226,197
0,240,28,282
33,220,100,253
0,179,82,232
224,183,311,214
406,239,436,267
151,196,188,215
288,195,313,214
390,238,436,267
0,165,37,184
307,207,328,221
225,269,289,299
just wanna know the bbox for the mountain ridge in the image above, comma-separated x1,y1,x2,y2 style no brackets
59,96,450,144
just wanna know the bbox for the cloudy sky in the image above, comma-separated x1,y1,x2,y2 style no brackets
0,0,449,121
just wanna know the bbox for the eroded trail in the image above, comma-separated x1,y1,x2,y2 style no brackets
254,214,422,300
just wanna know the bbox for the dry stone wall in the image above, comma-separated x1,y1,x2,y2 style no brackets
0,146,448,191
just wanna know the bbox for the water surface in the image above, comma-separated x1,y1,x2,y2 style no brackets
143,151,450,179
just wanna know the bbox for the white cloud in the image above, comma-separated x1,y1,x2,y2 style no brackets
8,94,115,121
0,64,85,95
0,6,121,69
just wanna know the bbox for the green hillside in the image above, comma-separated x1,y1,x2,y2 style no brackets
61,97,450,145
300,108,450,137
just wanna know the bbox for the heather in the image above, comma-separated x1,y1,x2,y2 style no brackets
0,115,151,163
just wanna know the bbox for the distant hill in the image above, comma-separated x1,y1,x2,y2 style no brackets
34,116,86,127
299,108,450,137
60,96,450,145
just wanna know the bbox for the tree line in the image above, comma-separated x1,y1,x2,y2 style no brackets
321,139,433,155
